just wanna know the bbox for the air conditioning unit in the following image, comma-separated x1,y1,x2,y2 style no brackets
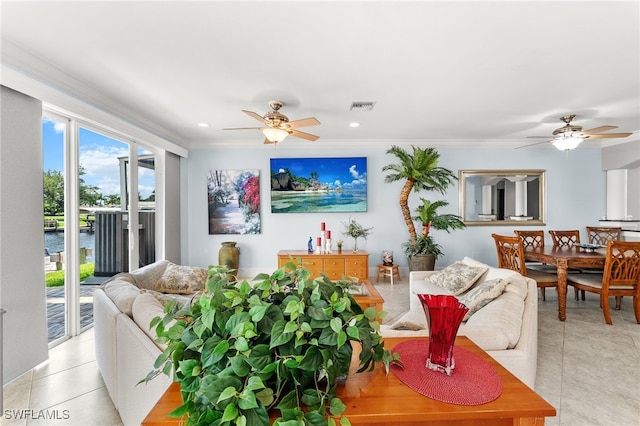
94,211,156,276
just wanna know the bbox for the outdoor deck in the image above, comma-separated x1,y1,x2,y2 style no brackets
46,282,104,343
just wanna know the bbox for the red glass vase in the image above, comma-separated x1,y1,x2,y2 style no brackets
418,294,469,375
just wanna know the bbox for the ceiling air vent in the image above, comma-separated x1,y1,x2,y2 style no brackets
350,101,376,111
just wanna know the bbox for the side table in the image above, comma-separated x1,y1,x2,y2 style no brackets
376,264,401,285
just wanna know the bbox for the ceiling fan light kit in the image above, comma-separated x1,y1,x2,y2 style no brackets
262,127,289,144
224,100,320,146
552,136,584,151
522,114,632,152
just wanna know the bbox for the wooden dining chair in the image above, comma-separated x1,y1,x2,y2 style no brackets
515,230,545,250
492,234,558,301
586,226,622,246
567,241,640,325
549,230,581,248
514,230,558,301
584,226,623,305
580,227,623,276
548,229,585,299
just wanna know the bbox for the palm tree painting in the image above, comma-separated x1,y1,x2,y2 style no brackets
208,169,261,234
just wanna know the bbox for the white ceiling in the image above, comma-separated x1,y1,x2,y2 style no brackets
1,1,639,150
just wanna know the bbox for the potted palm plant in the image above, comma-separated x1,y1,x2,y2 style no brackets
383,145,464,271
403,198,465,270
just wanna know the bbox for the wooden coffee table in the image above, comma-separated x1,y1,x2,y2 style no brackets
142,336,555,425
352,279,384,319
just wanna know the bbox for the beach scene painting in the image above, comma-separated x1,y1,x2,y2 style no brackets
208,169,261,234
270,157,367,213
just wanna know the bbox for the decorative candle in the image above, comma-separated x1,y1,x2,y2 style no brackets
321,222,326,231
317,237,322,246
326,230,331,239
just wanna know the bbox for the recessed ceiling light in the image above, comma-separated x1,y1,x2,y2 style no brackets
349,122,361,128
197,122,210,128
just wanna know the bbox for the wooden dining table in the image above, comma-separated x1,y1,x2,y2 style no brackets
523,246,606,321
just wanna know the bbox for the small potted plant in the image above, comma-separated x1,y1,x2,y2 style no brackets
336,239,344,252
342,218,373,253
143,265,399,426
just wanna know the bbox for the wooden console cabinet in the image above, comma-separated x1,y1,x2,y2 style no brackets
277,250,368,282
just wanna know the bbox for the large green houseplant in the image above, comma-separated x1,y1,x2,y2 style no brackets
143,264,398,426
382,145,464,270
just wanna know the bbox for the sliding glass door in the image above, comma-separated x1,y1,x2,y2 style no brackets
42,110,157,346
42,114,67,343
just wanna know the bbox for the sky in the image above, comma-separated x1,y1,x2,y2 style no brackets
42,118,155,199
269,157,367,189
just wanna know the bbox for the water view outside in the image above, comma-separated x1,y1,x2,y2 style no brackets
44,231,95,261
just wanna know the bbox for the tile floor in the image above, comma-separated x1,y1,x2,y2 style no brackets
4,276,640,425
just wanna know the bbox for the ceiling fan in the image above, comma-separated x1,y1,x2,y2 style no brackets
519,115,632,151
223,100,320,144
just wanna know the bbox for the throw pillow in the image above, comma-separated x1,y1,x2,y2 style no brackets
461,256,490,269
154,263,208,294
461,256,522,284
129,260,170,290
427,261,488,295
458,278,507,320
140,288,199,306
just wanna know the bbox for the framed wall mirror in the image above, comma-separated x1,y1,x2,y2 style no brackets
459,170,546,226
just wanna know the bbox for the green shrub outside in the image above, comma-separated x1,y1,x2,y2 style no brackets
45,262,95,287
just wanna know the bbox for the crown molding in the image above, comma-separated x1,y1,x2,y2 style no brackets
1,39,189,156
187,137,607,151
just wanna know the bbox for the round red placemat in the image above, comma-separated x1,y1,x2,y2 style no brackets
390,339,502,405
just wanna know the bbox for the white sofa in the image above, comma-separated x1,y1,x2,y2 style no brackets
380,257,538,389
94,260,207,426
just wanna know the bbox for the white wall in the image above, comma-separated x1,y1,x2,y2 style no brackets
602,139,640,220
182,143,604,275
1,86,49,384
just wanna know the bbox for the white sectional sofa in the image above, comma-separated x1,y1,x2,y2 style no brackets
94,260,207,426
380,257,538,389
